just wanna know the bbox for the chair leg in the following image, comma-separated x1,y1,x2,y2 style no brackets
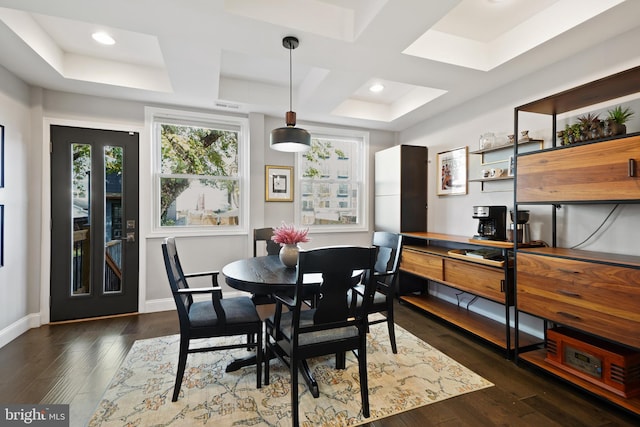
335,351,346,369
291,358,300,427
255,330,262,389
358,336,370,418
172,335,190,402
386,298,398,354
264,327,271,386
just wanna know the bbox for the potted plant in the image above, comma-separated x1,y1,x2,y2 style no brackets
606,105,634,136
271,222,310,268
577,113,602,140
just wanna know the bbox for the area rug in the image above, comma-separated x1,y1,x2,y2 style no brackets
88,321,493,426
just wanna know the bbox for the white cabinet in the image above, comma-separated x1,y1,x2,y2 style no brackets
374,145,427,232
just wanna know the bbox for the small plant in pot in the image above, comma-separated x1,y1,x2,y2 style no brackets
577,113,602,140
606,105,634,136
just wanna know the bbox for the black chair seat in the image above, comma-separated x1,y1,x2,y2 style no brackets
189,296,260,327
267,310,359,347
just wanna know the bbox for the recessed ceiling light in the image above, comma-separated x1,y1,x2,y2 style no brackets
369,83,385,93
92,32,115,45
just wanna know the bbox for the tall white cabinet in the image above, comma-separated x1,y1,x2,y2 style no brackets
374,145,428,232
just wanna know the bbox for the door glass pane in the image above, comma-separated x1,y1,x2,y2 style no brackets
72,144,91,296
105,146,123,293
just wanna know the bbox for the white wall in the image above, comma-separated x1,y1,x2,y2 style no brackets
0,66,41,347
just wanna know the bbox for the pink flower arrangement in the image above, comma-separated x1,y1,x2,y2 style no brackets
271,222,310,245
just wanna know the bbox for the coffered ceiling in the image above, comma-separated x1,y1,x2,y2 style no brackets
0,0,637,131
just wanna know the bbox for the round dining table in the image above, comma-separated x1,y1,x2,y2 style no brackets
222,254,322,396
222,254,322,295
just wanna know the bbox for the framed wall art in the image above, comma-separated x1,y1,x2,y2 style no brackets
0,204,4,267
0,124,4,188
265,165,293,202
437,146,468,196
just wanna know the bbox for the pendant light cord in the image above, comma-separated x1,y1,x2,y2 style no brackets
289,44,293,112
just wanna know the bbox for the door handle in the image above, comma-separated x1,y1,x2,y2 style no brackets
126,232,136,243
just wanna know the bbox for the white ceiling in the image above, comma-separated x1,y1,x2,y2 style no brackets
0,0,637,132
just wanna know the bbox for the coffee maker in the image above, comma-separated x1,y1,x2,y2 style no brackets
472,206,507,240
508,210,532,244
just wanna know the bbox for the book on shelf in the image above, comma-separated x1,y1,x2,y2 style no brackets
464,249,503,261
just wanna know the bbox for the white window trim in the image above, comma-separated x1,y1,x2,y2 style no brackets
295,125,369,233
145,107,250,238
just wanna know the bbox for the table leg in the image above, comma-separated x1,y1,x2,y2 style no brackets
300,360,319,398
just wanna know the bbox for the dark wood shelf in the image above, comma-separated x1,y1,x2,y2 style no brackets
516,65,640,115
470,139,542,154
519,349,640,415
400,294,540,351
469,176,513,183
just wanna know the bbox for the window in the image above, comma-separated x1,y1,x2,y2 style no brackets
150,108,248,233
296,127,368,231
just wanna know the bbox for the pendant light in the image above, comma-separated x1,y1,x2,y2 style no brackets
270,36,311,152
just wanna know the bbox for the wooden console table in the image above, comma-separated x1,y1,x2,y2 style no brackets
398,232,540,357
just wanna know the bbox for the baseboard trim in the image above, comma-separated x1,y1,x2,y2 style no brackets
0,314,41,349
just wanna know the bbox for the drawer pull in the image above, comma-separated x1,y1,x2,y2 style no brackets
557,311,581,320
630,158,637,177
557,289,581,298
557,268,580,274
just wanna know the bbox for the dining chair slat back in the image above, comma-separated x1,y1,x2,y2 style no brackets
265,245,377,427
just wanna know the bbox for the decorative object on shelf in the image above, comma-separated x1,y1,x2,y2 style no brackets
265,165,293,202
437,147,468,196
271,222,310,268
489,168,503,178
518,130,530,142
507,134,515,144
559,106,635,145
578,112,603,140
270,36,311,152
479,132,496,150
606,105,634,136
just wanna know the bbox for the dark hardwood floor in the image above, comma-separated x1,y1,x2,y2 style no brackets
0,302,638,426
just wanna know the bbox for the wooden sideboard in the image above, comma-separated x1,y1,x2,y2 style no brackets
398,232,540,356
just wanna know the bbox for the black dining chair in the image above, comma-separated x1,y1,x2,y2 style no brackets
161,237,263,401
350,231,403,353
253,227,280,257
252,227,281,306
264,245,377,427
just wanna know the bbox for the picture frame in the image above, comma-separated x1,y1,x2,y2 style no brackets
265,165,293,202
437,146,468,196
0,204,4,267
0,124,4,188
508,155,515,177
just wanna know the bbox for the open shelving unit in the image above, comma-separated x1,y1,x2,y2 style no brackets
513,65,640,415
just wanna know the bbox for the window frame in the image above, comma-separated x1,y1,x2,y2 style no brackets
295,125,369,233
147,107,249,237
